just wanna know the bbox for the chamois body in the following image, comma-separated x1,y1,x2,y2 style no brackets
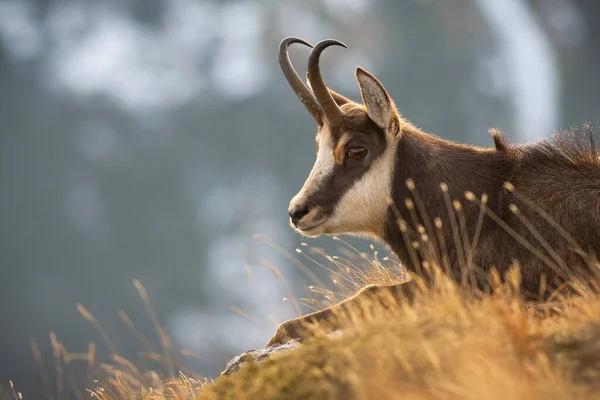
383,124,600,298
263,36,600,347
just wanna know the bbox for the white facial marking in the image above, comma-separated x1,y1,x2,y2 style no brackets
288,125,336,236
291,126,335,201
328,137,397,236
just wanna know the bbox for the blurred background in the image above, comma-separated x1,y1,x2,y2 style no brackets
2,0,600,397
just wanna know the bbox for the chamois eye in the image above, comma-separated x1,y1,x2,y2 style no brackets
347,147,367,160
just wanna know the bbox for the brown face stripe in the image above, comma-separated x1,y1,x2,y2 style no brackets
302,107,388,218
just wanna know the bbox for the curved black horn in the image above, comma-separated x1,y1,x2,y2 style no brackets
279,37,323,125
307,39,347,127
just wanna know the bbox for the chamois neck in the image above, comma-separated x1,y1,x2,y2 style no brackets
382,126,516,262
402,128,511,194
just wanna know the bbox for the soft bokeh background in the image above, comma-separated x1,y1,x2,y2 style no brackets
2,0,600,396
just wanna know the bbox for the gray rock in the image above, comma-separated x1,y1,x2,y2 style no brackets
220,339,303,376
220,329,351,376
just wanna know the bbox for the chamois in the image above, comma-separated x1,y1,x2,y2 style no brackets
266,36,600,347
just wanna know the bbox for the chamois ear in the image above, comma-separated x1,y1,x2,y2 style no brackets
356,67,398,133
305,72,352,107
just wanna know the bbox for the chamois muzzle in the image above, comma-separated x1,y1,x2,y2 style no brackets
288,203,313,226
287,196,327,234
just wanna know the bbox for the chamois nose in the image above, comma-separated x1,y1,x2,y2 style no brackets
288,203,312,225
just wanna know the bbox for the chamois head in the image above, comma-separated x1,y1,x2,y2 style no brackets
280,37,401,238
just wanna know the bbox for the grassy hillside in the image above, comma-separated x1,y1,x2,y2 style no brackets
6,240,600,400
198,274,600,400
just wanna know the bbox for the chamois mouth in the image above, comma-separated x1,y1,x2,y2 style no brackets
293,215,328,235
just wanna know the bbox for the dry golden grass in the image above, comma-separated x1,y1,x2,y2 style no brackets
197,267,600,400
6,188,600,399
7,243,600,400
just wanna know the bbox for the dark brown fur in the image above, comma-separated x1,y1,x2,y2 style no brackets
384,123,600,299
